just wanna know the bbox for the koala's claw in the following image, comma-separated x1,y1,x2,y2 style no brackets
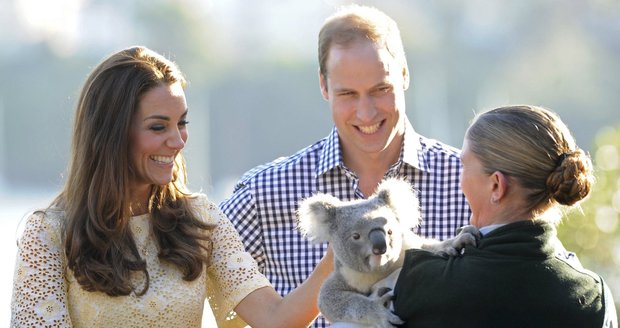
377,310,404,328
377,289,394,306
374,286,392,298
430,224,481,256
448,224,481,255
371,291,404,328
385,311,405,327
456,224,482,244
389,314,406,326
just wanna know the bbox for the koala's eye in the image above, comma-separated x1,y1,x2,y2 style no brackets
352,233,361,240
387,229,393,235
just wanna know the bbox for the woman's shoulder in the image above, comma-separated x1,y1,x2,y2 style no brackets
16,208,66,251
20,208,65,235
185,193,222,224
186,192,218,212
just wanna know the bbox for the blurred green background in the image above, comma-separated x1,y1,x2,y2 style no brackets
1,0,618,323
558,124,620,314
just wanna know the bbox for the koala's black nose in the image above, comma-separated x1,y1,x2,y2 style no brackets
369,228,387,255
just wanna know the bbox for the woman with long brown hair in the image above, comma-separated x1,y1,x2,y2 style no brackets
11,46,332,328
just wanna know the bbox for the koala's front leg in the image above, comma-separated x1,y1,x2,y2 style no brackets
320,277,404,328
421,224,481,256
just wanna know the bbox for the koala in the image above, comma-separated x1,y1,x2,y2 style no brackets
297,178,478,328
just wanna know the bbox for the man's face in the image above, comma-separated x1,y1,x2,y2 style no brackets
320,40,409,163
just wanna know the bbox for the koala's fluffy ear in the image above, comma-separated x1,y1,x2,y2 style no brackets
297,193,340,243
375,178,421,229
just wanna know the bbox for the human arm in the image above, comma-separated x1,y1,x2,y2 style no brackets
234,245,333,328
219,183,335,326
204,199,333,327
11,211,72,327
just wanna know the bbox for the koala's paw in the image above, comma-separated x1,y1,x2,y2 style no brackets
436,225,481,256
455,224,481,247
367,290,405,328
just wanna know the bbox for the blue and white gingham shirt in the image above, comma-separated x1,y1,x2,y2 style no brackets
220,120,471,327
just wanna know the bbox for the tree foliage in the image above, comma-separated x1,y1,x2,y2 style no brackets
558,123,620,311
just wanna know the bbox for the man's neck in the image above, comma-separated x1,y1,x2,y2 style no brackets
342,141,402,198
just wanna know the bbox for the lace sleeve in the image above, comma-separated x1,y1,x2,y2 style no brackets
11,211,72,327
197,197,271,327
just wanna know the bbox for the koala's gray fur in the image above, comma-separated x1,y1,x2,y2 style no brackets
297,178,477,328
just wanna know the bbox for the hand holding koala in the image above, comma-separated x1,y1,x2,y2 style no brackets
297,178,479,328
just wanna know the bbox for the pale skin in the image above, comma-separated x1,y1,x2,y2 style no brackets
459,138,537,228
129,82,334,327
234,256,333,328
129,81,188,213
320,39,410,197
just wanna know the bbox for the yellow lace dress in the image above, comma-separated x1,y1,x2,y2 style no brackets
11,194,270,327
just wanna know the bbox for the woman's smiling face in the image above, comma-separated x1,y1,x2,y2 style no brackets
129,82,188,192
460,137,492,228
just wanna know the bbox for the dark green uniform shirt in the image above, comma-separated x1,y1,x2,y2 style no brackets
394,220,613,328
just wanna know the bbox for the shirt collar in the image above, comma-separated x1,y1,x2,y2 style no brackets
401,120,427,172
479,223,508,236
316,119,428,177
316,127,342,177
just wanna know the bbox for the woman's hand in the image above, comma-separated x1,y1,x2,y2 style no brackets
235,243,333,328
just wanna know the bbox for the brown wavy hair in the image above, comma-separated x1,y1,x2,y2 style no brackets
465,105,594,220
52,46,214,296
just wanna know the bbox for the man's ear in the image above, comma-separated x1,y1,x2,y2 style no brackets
490,171,509,203
319,69,329,101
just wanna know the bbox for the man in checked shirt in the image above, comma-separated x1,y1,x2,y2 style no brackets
220,5,471,327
